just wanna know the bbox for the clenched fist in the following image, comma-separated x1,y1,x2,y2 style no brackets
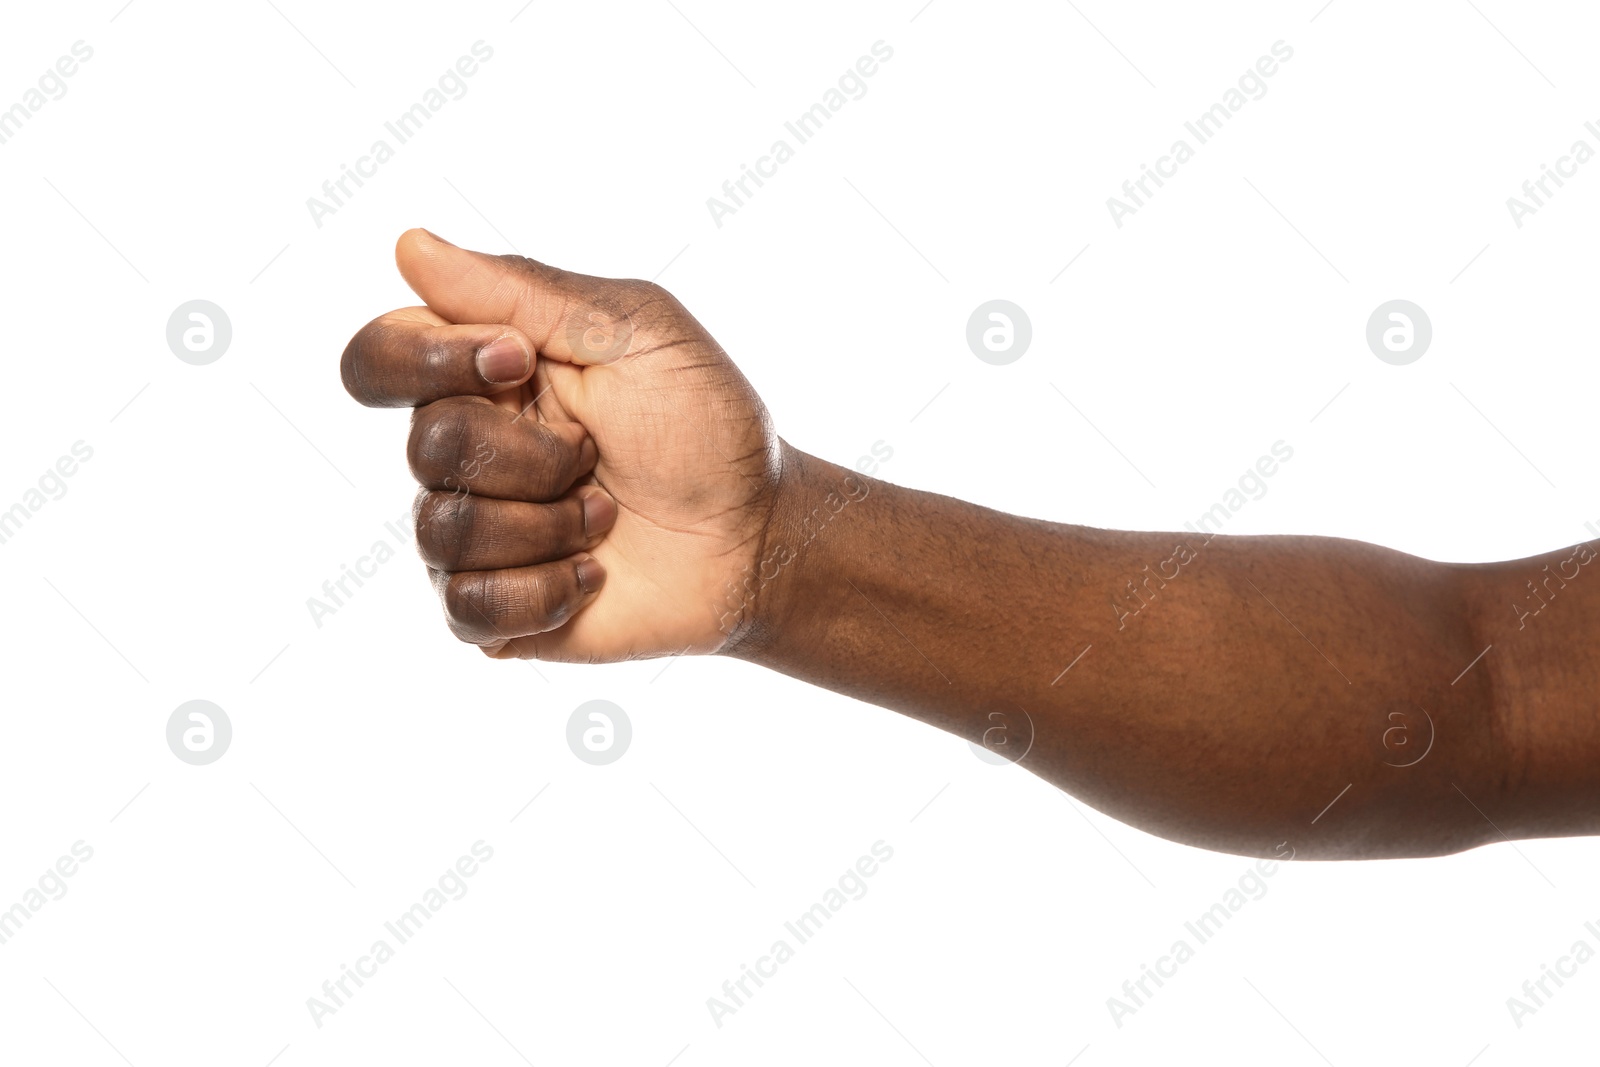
342,229,784,661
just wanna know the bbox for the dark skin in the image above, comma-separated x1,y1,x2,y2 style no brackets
344,229,1600,861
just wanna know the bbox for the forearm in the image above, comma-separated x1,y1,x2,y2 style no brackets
727,443,1529,859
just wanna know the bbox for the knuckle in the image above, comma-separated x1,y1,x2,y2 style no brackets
443,571,497,638
531,568,577,629
418,330,463,385
615,279,686,355
614,277,662,300
499,254,566,288
340,319,393,406
409,397,480,484
414,491,474,571
524,425,575,494
628,278,678,315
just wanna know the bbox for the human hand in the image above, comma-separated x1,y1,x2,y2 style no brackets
342,230,784,661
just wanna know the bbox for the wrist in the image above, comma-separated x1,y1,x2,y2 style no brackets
717,440,866,663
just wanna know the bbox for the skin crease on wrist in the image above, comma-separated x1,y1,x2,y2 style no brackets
343,229,1600,864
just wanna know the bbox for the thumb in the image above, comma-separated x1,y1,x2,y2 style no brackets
395,228,642,365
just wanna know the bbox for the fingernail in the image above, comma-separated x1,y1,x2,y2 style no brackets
580,487,617,540
421,228,455,246
477,336,529,384
575,555,606,595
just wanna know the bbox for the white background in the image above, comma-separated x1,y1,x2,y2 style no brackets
1,1,1597,1064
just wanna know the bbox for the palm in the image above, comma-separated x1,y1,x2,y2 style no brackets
514,321,778,661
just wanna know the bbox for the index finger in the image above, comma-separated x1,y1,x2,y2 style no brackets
341,306,536,408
